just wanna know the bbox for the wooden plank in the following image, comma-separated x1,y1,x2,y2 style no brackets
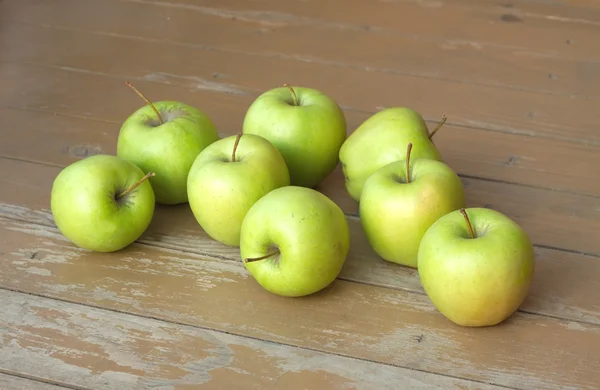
27,0,600,60
1,216,599,390
0,59,599,197
4,10,598,101
0,374,69,390
1,290,502,390
1,158,599,326
2,1,600,144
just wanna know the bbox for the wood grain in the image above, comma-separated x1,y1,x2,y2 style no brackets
1,289,504,390
1,158,599,326
1,216,599,389
2,0,600,143
0,374,68,390
4,9,598,100
1,56,598,196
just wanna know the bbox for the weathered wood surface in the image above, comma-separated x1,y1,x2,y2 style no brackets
0,373,67,390
1,159,600,327
1,217,600,390
1,0,599,388
4,289,509,390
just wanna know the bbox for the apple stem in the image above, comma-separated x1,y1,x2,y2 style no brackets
428,115,447,139
116,172,156,200
231,133,242,162
460,208,476,239
405,142,413,184
125,81,164,125
243,250,280,264
282,83,299,106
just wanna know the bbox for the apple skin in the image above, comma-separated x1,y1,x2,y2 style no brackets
359,158,465,268
117,100,219,205
417,207,536,327
187,133,290,247
239,186,350,297
50,154,156,252
242,85,347,189
339,107,443,202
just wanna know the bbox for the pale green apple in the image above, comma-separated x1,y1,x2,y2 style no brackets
50,154,156,252
117,83,219,205
417,207,536,327
242,84,347,189
339,107,445,202
359,144,465,268
187,133,290,247
239,186,350,297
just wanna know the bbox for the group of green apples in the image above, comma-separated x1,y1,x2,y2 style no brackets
50,82,535,328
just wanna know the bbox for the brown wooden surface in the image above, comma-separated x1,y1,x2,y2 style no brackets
1,0,599,389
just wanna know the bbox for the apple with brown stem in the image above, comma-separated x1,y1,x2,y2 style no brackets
359,141,465,268
50,154,156,252
187,132,290,247
339,107,447,202
417,207,536,327
239,186,350,297
117,81,219,205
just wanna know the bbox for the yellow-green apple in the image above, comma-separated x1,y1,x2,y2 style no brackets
359,143,465,268
339,107,446,202
117,81,219,205
417,207,536,327
187,133,290,247
50,154,156,252
242,84,346,189
239,186,350,297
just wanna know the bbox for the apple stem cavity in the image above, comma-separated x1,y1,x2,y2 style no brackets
405,142,413,184
460,208,476,239
125,81,164,125
243,249,280,264
428,115,447,139
231,133,242,162
282,83,299,106
117,172,156,200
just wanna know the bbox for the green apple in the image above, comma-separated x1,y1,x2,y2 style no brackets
239,186,350,297
117,81,219,205
359,143,465,268
50,154,156,252
339,107,446,202
187,133,290,247
242,84,347,189
417,207,536,327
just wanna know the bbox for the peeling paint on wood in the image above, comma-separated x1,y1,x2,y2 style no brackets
0,290,506,390
0,217,599,389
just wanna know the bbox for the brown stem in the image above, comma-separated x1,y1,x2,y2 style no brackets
243,250,280,264
428,115,447,139
125,81,164,125
405,143,413,184
282,83,298,106
231,133,242,162
117,172,155,199
460,208,476,239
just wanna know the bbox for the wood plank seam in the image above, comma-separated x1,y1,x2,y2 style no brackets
1,211,598,327
0,286,521,389
0,369,82,390
9,19,598,101
3,29,599,145
117,0,600,53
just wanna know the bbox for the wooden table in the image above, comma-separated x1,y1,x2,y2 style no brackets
1,0,599,389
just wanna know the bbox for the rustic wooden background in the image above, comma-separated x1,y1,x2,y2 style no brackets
1,0,599,389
